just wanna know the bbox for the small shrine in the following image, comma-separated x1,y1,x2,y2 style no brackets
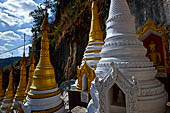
87,0,167,113
76,61,96,92
137,18,170,77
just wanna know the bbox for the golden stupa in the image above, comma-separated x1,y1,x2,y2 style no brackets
13,41,27,111
25,48,35,95
0,70,4,106
76,0,104,91
24,8,65,113
88,0,103,43
0,65,14,112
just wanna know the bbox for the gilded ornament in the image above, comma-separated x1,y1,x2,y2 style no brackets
30,11,58,91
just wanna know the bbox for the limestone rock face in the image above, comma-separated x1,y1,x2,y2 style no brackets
87,0,167,113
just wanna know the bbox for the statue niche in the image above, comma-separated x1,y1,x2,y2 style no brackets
107,84,126,113
76,61,96,92
137,18,170,77
147,41,161,67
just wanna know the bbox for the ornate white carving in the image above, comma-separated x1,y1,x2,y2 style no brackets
87,0,167,113
95,63,138,113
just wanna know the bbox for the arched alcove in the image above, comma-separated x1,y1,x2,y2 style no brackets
82,74,88,91
107,84,126,113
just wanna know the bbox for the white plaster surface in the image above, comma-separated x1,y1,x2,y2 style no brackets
87,0,167,113
23,88,66,113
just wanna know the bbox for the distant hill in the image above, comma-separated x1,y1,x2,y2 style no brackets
0,57,21,68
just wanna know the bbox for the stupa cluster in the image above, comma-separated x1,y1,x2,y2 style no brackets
0,0,168,113
0,6,66,113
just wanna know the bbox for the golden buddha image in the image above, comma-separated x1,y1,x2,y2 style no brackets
147,41,162,66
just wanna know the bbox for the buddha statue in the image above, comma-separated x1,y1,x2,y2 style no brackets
148,41,161,66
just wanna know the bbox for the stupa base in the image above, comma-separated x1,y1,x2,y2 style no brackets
0,101,13,113
24,88,66,113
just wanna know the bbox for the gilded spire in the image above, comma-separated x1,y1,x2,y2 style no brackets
89,0,103,42
76,1,103,92
0,70,4,99
24,6,65,113
1,65,14,111
4,65,14,99
14,36,27,101
30,9,58,91
25,47,35,95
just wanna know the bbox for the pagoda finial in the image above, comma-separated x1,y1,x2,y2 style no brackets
89,0,103,42
40,8,49,31
107,0,130,22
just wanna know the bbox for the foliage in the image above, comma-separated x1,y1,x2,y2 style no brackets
29,6,45,34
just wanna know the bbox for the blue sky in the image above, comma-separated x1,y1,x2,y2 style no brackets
0,0,43,58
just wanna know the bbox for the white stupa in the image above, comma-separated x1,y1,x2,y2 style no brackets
87,0,167,113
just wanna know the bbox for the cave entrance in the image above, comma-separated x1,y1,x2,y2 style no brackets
107,84,126,113
82,74,88,91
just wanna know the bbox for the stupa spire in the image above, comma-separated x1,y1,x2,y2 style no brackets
87,0,167,113
75,0,104,92
82,0,104,68
29,9,57,91
89,0,103,42
12,34,27,111
107,0,130,20
25,47,35,95
24,7,65,113
0,65,14,112
0,70,4,106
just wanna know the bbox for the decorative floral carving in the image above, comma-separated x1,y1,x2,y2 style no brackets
95,63,138,113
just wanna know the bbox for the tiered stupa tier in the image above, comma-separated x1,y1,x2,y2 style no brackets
25,49,35,95
1,65,14,113
23,10,65,113
87,0,167,113
12,46,27,111
76,0,104,91
81,0,103,68
0,70,4,106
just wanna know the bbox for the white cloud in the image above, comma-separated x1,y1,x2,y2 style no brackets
0,0,40,58
0,22,6,28
0,0,38,26
0,31,22,42
17,28,32,36
0,12,21,26
0,46,8,51
4,43,14,47
0,43,32,58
